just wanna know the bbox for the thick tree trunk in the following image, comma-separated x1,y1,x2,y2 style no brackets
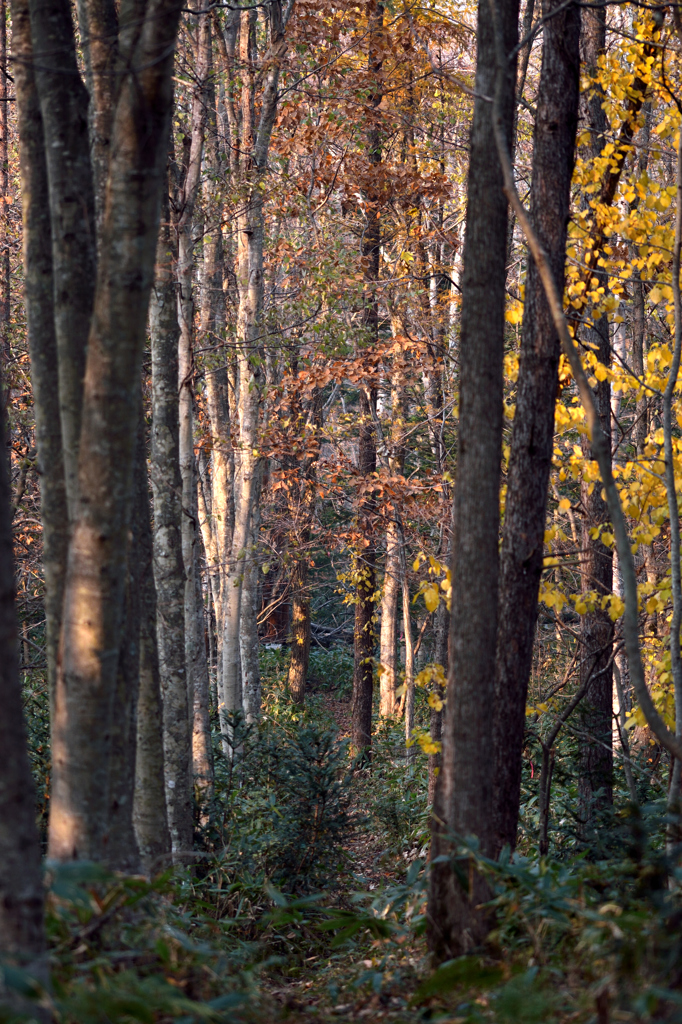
49,0,185,863
28,0,96,518
12,0,68,704
578,6,614,833
428,0,518,959
491,0,580,857
0,358,45,978
150,195,193,856
134,419,172,873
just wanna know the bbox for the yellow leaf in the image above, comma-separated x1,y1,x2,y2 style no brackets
558,498,571,511
423,586,440,613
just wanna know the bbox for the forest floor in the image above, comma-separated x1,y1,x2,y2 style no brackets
34,653,681,1023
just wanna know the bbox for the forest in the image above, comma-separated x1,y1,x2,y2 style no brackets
4,0,682,1018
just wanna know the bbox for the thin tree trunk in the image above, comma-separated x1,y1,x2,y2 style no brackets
191,495,214,799
491,0,580,857
134,418,172,873
428,0,519,960
351,391,377,758
428,599,448,804
0,0,9,362
351,0,382,758
175,7,212,800
288,545,310,705
402,567,415,759
578,7,614,835
241,470,262,722
379,520,400,716
151,192,193,856
12,0,68,706
221,0,290,740
0,354,46,980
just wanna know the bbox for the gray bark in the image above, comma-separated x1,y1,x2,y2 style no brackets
150,193,193,856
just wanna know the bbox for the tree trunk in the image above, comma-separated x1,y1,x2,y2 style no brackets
351,390,377,758
107,407,143,874
379,519,400,716
134,417,172,873
428,0,518,959
175,7,212,800
48,0,185,863
288,550,310,704
578,6,614,835
28,0,96,518
240,470,263,722
12,0,68,705
428,599,448,804
150,192,193,856
0,355,46,980
491,0,580,857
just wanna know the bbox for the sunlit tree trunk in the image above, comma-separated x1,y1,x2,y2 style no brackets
221,0,291,742
491,0,580,857
428,0,518,959
379,521,400,716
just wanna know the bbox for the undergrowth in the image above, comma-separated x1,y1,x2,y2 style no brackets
7,646,682,1023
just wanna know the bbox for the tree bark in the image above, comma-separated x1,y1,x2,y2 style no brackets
107,408,143,873
578,6,614,834
28,0,96,518
240,469,263,722
0,356,46,979
12,0,68,705
428,0,518,959
150,190,193,856
175,7,213,800
134,416,172,873
288,546,310,704
351,390,377,758
221,0,290,741
379,519,400,716
47,0,186,863
491,0,580,857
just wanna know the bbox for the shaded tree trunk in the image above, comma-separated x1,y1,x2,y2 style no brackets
150,191,193,856
12,0,68,705
351,390,377,757
491,0,581,857
0,351,46,982
134,418,172,873
428,0,518,959
28,0,96,518
578,6,614,834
